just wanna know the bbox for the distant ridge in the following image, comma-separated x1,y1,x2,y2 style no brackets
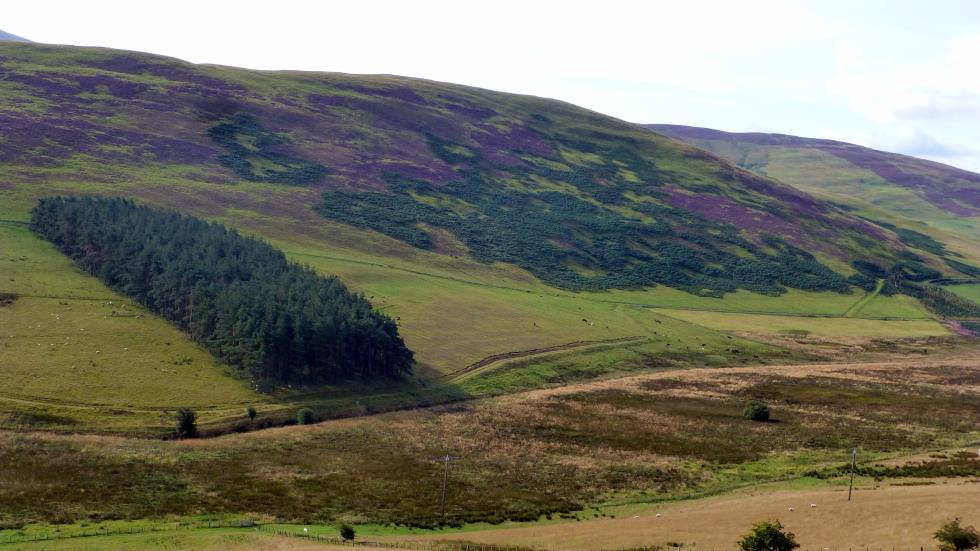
0,29,29,42
647,124,980,218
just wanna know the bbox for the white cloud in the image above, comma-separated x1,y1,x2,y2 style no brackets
833,34,980,123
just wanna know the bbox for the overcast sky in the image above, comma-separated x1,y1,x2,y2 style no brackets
5,0,980,171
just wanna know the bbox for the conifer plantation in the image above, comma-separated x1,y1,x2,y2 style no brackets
30,196,414,384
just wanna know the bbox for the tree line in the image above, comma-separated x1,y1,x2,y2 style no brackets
31,196,413,384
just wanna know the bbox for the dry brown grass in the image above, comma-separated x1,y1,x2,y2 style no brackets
0,341,977,528
402,480,980,550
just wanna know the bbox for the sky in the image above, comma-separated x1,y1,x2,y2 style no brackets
4,0,980,171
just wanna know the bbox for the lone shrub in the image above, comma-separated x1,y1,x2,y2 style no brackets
175,408,197,438
339,523,356,541
246,405,257,422
297,408,315,425
936,519,980,551
738,519,800,551
0,292,17,307
743,400,770,422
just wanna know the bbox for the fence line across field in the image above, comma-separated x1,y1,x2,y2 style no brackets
0,521,951,551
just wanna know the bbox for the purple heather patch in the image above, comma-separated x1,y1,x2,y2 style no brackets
438,93,497,120
308,93,467,141
656,187,854,260
474,122,554,159
5,72,81,97
661,187,804,239
75,74,150,99
82,55,244,92
0,111,216,165
332,83,428,105
826,145,980,216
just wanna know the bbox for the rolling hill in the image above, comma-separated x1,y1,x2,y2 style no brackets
0,29,28,42
0,42,972,434
647,124,980,270
0,41,978,541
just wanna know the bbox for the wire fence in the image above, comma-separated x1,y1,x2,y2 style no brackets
258,526,536,550
0,519,256,546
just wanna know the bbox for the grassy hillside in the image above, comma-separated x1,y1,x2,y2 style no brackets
647,124,980,271
0,43,957,433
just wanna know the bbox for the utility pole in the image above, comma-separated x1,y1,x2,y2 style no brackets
439,455,451,517
848,447,857,501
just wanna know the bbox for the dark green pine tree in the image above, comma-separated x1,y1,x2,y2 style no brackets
30,196,414,385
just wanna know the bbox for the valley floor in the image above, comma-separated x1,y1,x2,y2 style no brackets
0,340,977,550
402,479,980,550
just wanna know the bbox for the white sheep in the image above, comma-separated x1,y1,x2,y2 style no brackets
810,503,817,508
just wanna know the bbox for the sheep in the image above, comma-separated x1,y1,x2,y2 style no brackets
810,503,817,508
788,507,794,512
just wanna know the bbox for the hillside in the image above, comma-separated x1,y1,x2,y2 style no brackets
0,42,965,433
647,124,980,271
0,29,28,42
0,43,958,288
0,40,978,545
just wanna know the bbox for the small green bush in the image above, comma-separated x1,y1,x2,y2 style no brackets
175,408,197,438
339,523,356,541
739,519,799,551
743,400,770,422
936,519,980,551
297,408,315,425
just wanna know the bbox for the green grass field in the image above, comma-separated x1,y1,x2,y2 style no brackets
653,309,948,338
0,181,953,434
0,221,266,432
945,283,980,304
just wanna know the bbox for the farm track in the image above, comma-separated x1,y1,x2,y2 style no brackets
0,387,255,411
843,278,885,317
442,336,648,383
2,293,116,301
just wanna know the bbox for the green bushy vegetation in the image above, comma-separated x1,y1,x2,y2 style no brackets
743,400,770,422
319,168,851,296
296,408,315,425
946,258,980,278
936,519,980,551
30,196,413,385
209,112,328,185
175,408,197,439
738,520,800,551
897,282,980,318
873,219,949,256
810,451,980,480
